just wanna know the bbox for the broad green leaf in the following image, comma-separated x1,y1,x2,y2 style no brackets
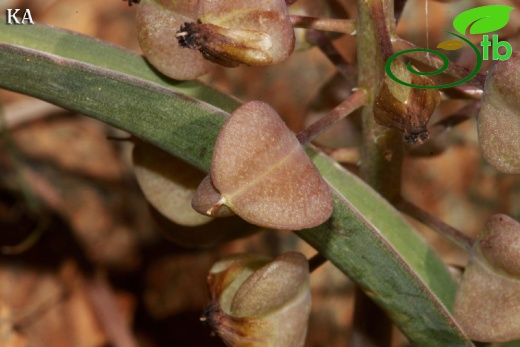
298,148,470,345
453,5,514,35
0,22,472,346
0,18,240,115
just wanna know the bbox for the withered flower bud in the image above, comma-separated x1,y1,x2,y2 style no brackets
137,0,294,79
374,61,441,144
176,21,273,68
202,252,311,347
176,0,294,68
454,214,520,342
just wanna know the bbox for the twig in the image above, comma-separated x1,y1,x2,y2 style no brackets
394,0,408,21
14,289,70,331
305,30,353,79
1,214,49,255
85,273,139,347
308,253,328,273
441,86,483,100
107,135,132,142
396,198,474,251
370,1,395,61
297,89,368,145
428,100,480,136
290,15,356,35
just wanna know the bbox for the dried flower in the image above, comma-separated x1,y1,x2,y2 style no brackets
202,252,311,347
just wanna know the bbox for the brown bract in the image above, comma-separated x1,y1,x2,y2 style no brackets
374,61,440,144
478,52,520,174
137,0,295,80
205,101,333,230
454,214,520,342
204,252,311,347
137,0,211,80
133,141,213,227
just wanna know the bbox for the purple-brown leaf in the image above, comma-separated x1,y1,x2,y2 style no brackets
209,101,333,230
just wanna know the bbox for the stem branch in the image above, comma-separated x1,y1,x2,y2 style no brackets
297,89,368,145
290,15,356,35
396,198,474,251
308,253,328,273
370,1,395,61
305,30,354,79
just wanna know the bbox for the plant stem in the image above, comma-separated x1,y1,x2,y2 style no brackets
290,15,356,35
353,0,401,346
85,272,140,347
358,0,403,203
305,30,354,79
392,38,486,89
396,199,474,251
308,253,328,273
370,0,395,61
441,86,482,100
428,100,480,136
296,89,367,145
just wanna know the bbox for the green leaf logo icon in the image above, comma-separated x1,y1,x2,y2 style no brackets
437,39,465,51
453,5,514,35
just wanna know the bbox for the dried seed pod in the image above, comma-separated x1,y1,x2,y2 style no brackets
374,61,441,144
478,52,520,173
193,101,333,230
137,0,294,79
193,0,295,66
176,21,273,67
203,252,311,347
454,214,520,342
133,141,212,227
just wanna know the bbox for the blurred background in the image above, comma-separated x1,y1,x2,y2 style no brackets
0,0,519,346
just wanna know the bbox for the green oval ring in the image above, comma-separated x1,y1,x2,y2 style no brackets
385,31,482,89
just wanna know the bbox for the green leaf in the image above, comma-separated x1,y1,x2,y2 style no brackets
453,5,514,35
0,22,472,346
299,149,470,345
